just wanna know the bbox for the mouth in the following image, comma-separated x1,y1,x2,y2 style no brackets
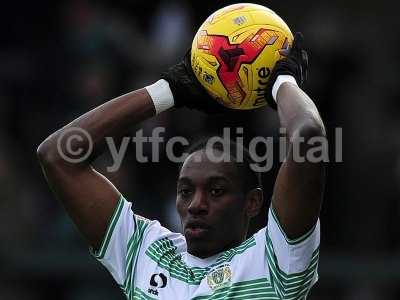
185,221,210,239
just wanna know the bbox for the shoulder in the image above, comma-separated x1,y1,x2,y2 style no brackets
141,219,186,252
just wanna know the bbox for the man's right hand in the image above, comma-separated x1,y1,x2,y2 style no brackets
161,50,232,115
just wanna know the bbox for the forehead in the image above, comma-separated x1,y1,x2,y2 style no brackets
179,149,239,182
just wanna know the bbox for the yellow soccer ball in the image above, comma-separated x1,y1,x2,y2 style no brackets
191,3,293,110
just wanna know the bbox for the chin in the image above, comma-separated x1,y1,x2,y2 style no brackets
186,239,214,258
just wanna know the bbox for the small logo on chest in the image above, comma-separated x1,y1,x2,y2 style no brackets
207,265,232,291
147,273,167,296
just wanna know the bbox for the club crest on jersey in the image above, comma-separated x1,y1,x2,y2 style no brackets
207,264,232,291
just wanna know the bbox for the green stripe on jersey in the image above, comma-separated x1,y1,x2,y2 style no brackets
270,207,317,245
193,277,279,300
134,279,278,300
266,232,319,300
123,217,151,299
216,237,256,264
133,287,157,300
146,238,207,284
91,196,124,259
145,236,257,285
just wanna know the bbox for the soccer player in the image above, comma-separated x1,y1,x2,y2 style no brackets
37,33,325,299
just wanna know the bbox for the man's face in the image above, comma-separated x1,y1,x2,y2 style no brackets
176,149,249,258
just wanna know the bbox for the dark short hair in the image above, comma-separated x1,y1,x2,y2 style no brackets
180,137,263,194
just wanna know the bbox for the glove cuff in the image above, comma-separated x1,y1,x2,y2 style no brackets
145,79,175,114
272,75,298,102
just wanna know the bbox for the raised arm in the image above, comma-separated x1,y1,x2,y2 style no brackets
268,33,326,240
37,88,156,249
273,83,326,239
37,51,227,251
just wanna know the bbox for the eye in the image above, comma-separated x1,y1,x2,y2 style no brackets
210,188,225,197
178,188,192,198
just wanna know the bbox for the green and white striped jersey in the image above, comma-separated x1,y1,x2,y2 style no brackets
91,196,320,300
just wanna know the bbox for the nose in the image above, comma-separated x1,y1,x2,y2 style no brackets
188,190,208,215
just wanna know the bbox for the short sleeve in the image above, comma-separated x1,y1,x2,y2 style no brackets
89,196,152,289
265,206,320,299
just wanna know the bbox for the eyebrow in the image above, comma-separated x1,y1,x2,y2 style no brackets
177,177,191,185
207,176,230,184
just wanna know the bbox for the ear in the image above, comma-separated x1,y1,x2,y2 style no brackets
245,188,264,218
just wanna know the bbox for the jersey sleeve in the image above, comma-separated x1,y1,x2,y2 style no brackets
265,205,320,300
89,195,162,294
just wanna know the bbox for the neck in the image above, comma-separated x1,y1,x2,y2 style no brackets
188,235,247,259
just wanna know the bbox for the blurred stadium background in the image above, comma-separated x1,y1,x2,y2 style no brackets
1,0,399,299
